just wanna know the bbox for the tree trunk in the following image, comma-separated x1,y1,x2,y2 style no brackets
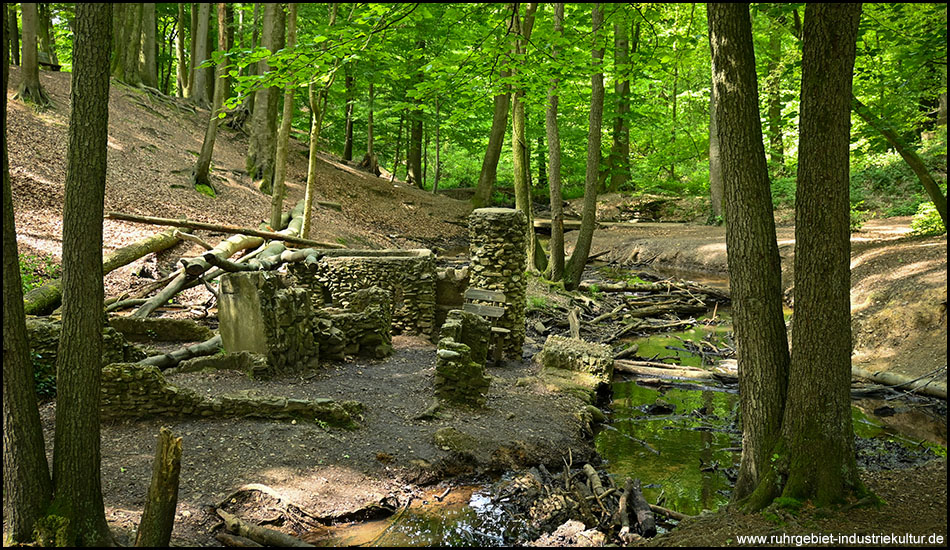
142,3,158,88
511,3,538,270
407,39,425,188
51,5,114,545
190,3,212,108
134,428,183,547
176,3,188,97
707,2,789,505
708,67,724,218
608,20,632,192
343,63,355,161
23,228,183,315
271,2,297,230
3,20,53,542
37,3,55,65
472,3,519,209
192,3,230,190
564,3,605,291
114,2,143,86
545,2,565,282
432,98,442,193
247,2,284,194
186,2,198,97
780,2,863,507
851,97,948,229
7,4,19,66
390,114,404,182
15,3,50,106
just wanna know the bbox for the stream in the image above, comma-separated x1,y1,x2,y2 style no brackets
311,267,946,546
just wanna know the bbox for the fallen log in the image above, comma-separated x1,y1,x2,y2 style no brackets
614,360,717,381
215,532,263,547
648,503,690,522
105,211,347,249
24,228,182,315
134,428,183,547
216,509,315,548
630,479,656,537
579,279,730,302
851,366,947,400
139,335,222,370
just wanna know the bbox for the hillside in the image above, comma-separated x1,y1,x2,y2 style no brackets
7,66,471,301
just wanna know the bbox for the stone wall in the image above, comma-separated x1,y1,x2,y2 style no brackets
435,309,492,407
290,249,436,337
468,208,528,358
315,286,393,359
100,363,361,427
435,266,470,335
219,272,319,375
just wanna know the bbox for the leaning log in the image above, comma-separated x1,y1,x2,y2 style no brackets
139,335,223,370
630,479,656,537
134,428,183,547
851,366,947,400
104,211,347,249
216,509,315,548
24,228,182,315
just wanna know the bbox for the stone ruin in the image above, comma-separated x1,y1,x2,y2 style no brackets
289,249,436,337
468,208,528,359
433,208,530,406
435,309,492,407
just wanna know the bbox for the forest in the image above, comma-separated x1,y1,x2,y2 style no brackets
3,2,948,548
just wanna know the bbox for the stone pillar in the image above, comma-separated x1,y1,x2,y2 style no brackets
218,272,319,374
469,208,528,359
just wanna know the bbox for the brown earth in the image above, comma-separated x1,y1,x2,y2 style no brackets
6,68,947,546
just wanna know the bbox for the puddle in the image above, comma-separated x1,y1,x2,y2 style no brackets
597,382,741,517
307,486,522,547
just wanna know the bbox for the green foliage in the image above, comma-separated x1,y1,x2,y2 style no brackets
32,351,57,398
195,183,217,198
19,253,61,293
773,496,804,512
770,176,797,208
850,201,867,232
910,202,946,236
527,295,550,311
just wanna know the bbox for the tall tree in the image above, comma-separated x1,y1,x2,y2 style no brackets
270,2,297,229
247,2,284,194
564,2,605,290
511,2,539,270
342,62,356,162
607,17,634,192
3,17,53,543
112,2,143,86
471,4,517,209
765,18,785,173
14,3,51,106
545,2,566,282
777,2,864,507
52,3,114,544
190,3,212,108
175,3,188,97
192,3,230,192
142,3,158,89
707,2,790,502
406,39,426,188
7,4,20,66
37,3,58,66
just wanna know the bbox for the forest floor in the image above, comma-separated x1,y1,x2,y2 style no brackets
6,68,947,546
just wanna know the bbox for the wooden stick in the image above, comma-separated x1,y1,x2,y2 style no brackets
134,428,183,547
105,211,347,249
631,479,656,537
174,229,214,250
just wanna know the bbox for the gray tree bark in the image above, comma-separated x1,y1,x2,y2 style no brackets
247,2,284,194
190,3,212,108
192,3,230,190
707,2,789,505
3,19,53,542
565,3,605,290
545,2,565,282
51,4,114,545
142,3,158,88
271,2,298,229
14,3,50,105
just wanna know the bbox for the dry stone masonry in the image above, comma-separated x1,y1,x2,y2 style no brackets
435,310,493,407
218,272,320,376
536,335,615,383
100,363,361,427
314,286,394,359
468,208,528,359
290,249,437,337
